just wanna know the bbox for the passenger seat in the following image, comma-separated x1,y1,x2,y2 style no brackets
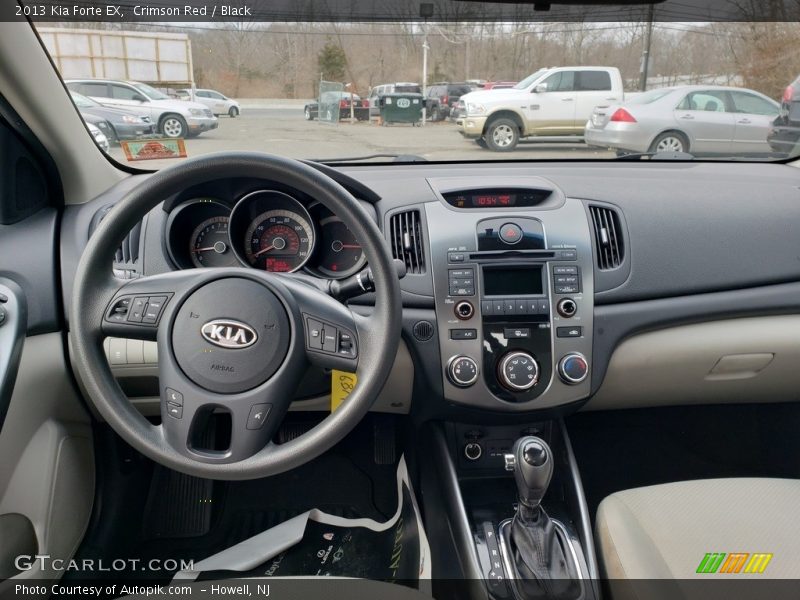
595,478,800,580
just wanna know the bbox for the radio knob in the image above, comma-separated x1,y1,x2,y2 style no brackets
447,356,479,388
498,351,539,391
558,353,589,385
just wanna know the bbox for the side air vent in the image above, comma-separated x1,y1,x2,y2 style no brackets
389,209,426,274
589,204,624,270
90,205,143,279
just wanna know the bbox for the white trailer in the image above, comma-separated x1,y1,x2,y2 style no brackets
37,27,194,87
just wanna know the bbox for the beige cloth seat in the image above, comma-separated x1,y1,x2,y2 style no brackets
596,478,800,580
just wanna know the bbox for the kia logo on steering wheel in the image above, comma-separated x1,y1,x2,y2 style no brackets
201,319,258,349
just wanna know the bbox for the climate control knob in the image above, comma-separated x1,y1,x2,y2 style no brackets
447,356,479,388
558,353,589,385
498,352,540,391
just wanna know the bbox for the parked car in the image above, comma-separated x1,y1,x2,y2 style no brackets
70,91,156,142
65,79,218,138
178,88,241,117
85,121,109,153
450,99,467,122
425,83,476,121
767,75,800,156
457,67,625,151
585,85,780,156
304,91,369,121
368,82,422,117
479,81,518,90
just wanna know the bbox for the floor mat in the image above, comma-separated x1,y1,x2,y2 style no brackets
179,458,431,586
67,416,403,582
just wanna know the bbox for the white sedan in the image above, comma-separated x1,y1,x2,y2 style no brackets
179,88,241,117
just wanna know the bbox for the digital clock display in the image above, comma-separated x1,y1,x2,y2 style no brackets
472,194,515,207
442,188,552,209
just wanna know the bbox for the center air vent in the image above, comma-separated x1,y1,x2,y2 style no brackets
389,209,426,274
589,204,624,270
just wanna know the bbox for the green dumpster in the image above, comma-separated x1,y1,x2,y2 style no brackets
379,92,423,125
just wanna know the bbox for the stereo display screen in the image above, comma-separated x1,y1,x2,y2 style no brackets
483,266,544,296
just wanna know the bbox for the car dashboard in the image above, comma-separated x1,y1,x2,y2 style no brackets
60,159,800,421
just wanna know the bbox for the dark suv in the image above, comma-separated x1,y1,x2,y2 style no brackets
768,74,800,155
425,82,475,121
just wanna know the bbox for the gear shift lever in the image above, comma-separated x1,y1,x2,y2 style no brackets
502,437,580,599
507,436,553,510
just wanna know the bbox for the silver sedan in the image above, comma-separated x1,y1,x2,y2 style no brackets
585,85,780,156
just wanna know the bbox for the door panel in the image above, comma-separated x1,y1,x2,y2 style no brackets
674,90,736,153
0,99,93,581
730,91,780,154
527,71,577,133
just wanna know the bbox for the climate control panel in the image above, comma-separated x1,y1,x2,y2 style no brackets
425,179,594,412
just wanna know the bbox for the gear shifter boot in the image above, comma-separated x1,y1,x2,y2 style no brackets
508,505,580,600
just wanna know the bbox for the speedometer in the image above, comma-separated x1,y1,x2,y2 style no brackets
243,209,314,272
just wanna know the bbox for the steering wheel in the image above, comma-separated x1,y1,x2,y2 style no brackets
69,152,402,480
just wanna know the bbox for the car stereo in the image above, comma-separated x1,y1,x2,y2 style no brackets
425,179,594,414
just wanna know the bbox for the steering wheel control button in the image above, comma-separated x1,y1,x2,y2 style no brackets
450,328,477,340
172,279,290,394
499,223,523,245
322,326,338,353
128,297,147,322
305,316,357,358
499,352,540,391
166,403,183,419
106,295,133,323
306,318,324,350
0,306,5,326
556,326,583,338
447,355,479,388
165,388,183,406
246,403,272,430
558,353,589,385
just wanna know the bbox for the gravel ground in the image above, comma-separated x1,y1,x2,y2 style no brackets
108,107,613,169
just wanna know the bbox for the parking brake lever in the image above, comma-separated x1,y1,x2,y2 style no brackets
329,259,407,301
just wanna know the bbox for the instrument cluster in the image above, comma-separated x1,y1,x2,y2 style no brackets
166,189,367,279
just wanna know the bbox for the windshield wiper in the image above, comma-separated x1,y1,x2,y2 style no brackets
312,153,427,164
614,151,695,161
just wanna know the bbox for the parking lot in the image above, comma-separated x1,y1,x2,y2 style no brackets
108,107,613,168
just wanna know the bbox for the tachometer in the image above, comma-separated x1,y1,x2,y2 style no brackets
190,216,238,268
243,209,314,272
314,215,366,278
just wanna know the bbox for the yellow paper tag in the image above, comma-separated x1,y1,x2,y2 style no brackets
331,370,357,412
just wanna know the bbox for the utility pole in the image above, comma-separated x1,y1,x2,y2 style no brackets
420,3,433,126
638,4,655,92
422,27,429,126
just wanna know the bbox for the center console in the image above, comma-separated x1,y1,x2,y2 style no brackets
425,177,594,412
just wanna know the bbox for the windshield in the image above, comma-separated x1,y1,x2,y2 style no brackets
133,83,170,100
514,70,549,91
31,6,800,166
